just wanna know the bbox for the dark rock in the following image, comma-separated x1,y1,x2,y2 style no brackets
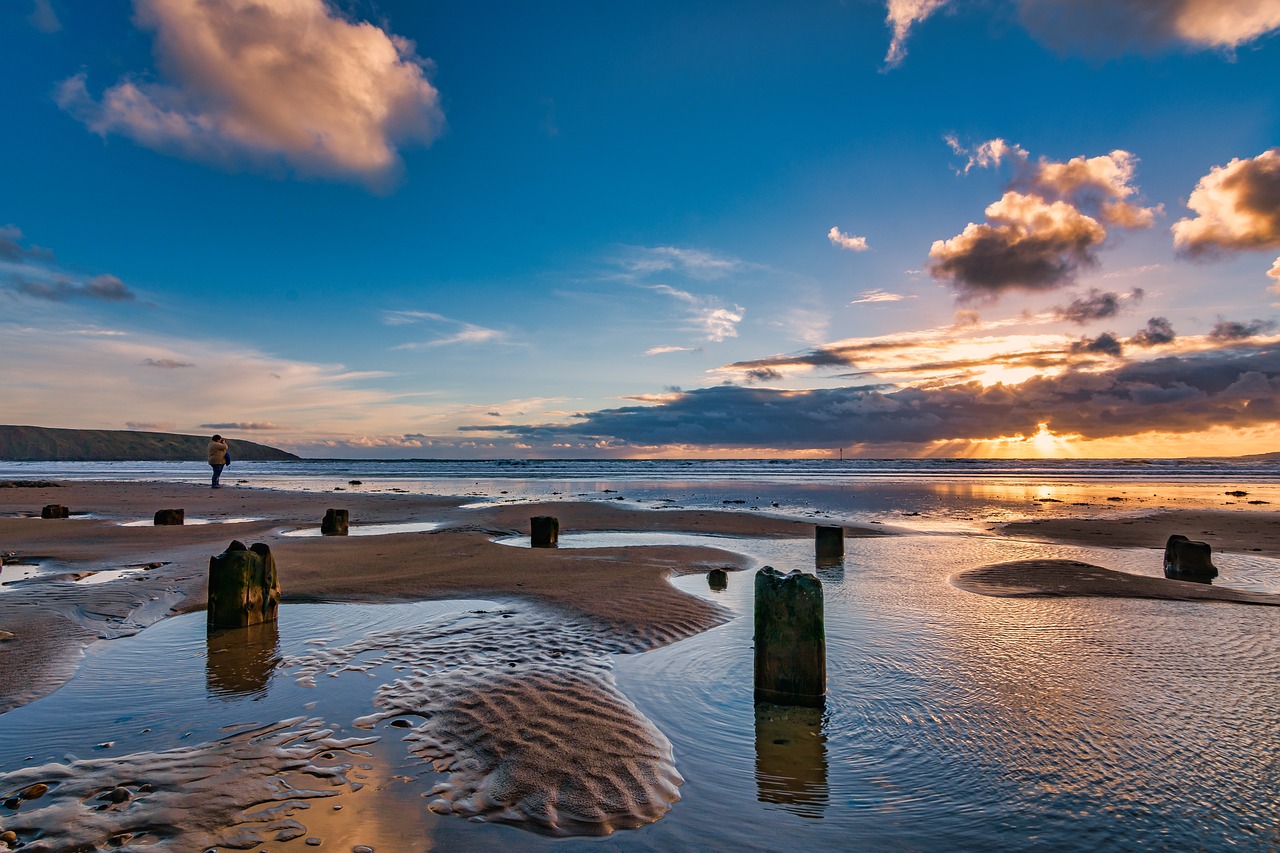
153,508,184,526
530,515,559,548
40,504,70,519
1164,534,1218,582
708,568,728,591
208,541,281,628
754,567,825,708
1225,490,1248,497
321,508,349,536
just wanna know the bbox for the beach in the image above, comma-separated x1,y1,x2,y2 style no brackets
2,473,1280,850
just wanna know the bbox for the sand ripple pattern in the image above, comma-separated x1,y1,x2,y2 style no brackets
0,717,375,851
289,607,687,836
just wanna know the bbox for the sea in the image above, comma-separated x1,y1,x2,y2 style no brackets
1,457,1279,850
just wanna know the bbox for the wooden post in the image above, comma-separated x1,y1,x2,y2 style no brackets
531,515,559,548
708,568,728,591
321,508,349,536
754,566,825,707
208,541,280,628
815,525,844,560
1164,534,1218,582
154,508,185,526
40,504,70,519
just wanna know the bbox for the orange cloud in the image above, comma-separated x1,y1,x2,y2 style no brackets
57,0,443,186
1172,149,1280,255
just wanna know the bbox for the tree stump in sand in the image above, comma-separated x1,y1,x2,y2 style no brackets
531,515,559,548
708,568,728,591
755,566,825,708
208,540,280,628
153,508,185,526
321,508,349,536
1164,534,1218,582
40,504,70,519
815,525,844,561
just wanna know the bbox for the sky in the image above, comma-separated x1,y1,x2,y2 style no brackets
2,0,1279,459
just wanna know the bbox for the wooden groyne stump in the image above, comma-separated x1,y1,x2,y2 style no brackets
531,515,559,548
815,525,844,560
708,568,728,591
153,508,185,526
321,508,349,536
40,504,70,519
754,567,825,708
1164,534,1218,582
208,540,280,629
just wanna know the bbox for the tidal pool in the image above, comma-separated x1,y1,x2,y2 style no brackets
1,533,1277,850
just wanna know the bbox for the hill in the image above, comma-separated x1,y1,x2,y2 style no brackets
0,425,299,462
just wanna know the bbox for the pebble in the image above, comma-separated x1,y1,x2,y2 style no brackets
19,783,48,800
1,830,18,846
106,787,131,803
353,846,375,853
305,838,323,847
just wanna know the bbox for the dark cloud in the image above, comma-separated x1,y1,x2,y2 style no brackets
1129,317,1176,347
475,346,1280,449
13,274,136,302
142,358,195,369
1209,319,1278,341
745,368,783,383
1069,332,1124,357
0,226,55,262
1053,288,1138,324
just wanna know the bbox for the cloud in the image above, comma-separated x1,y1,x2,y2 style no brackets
1270,257,1280,291
126,422,176,431
1129,316,1177,347
200,422,285,430
644,345,699,355
930,144,1157,301
28,0,60,32
947,136,1027,173
15,273,136,302
142,357,194,369
1209,318,1278,341
1172,149,1280,257
1069,332,1124,357
1053,287,1142,324
56,0,444,187
883,0,949,67
849,289,906,305
480,345,1280,450
383,310,511,349
0,225,54,262
828,227,869,252
647,285,745,343
1016,0,1280,56
616,246,742,280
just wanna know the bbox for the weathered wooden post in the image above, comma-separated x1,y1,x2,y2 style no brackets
708,568,728,591
1164,534,1218,582
815,525,844,561
531,515,559,548
754,566,825,707
40,504,70,519
154,508,185,526
321,508,349,536
208,540,280,628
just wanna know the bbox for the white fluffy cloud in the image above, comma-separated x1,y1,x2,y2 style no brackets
884,0,949,67
828,227,869,252
57,0,444,186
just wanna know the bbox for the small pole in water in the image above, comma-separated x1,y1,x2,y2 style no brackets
754,566,825,708
531,515,559,548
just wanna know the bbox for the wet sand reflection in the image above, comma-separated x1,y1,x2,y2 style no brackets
206,621,281,699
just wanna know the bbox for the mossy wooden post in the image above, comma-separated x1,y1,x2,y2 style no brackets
708,568,728,591
208,540,280,629
531,515,559,548
321,508,349,536
40,504,69,519
154,508,185,526
754,566,825,708
815,525,844,560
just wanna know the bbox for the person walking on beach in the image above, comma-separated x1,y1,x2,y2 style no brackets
207,434,229,488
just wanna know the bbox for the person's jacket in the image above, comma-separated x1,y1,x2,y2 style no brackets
208,441,228,465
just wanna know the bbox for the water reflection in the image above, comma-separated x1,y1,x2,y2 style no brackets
814,555,844,580
205,620,281,699
754,703,828,818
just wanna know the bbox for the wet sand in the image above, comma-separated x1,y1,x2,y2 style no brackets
1000,508,1280,559
0,481,883,712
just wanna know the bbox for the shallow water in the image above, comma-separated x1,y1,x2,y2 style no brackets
279,520,443,537
2,528,1278,849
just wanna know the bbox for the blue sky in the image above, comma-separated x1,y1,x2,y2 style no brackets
3,0,1279,457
